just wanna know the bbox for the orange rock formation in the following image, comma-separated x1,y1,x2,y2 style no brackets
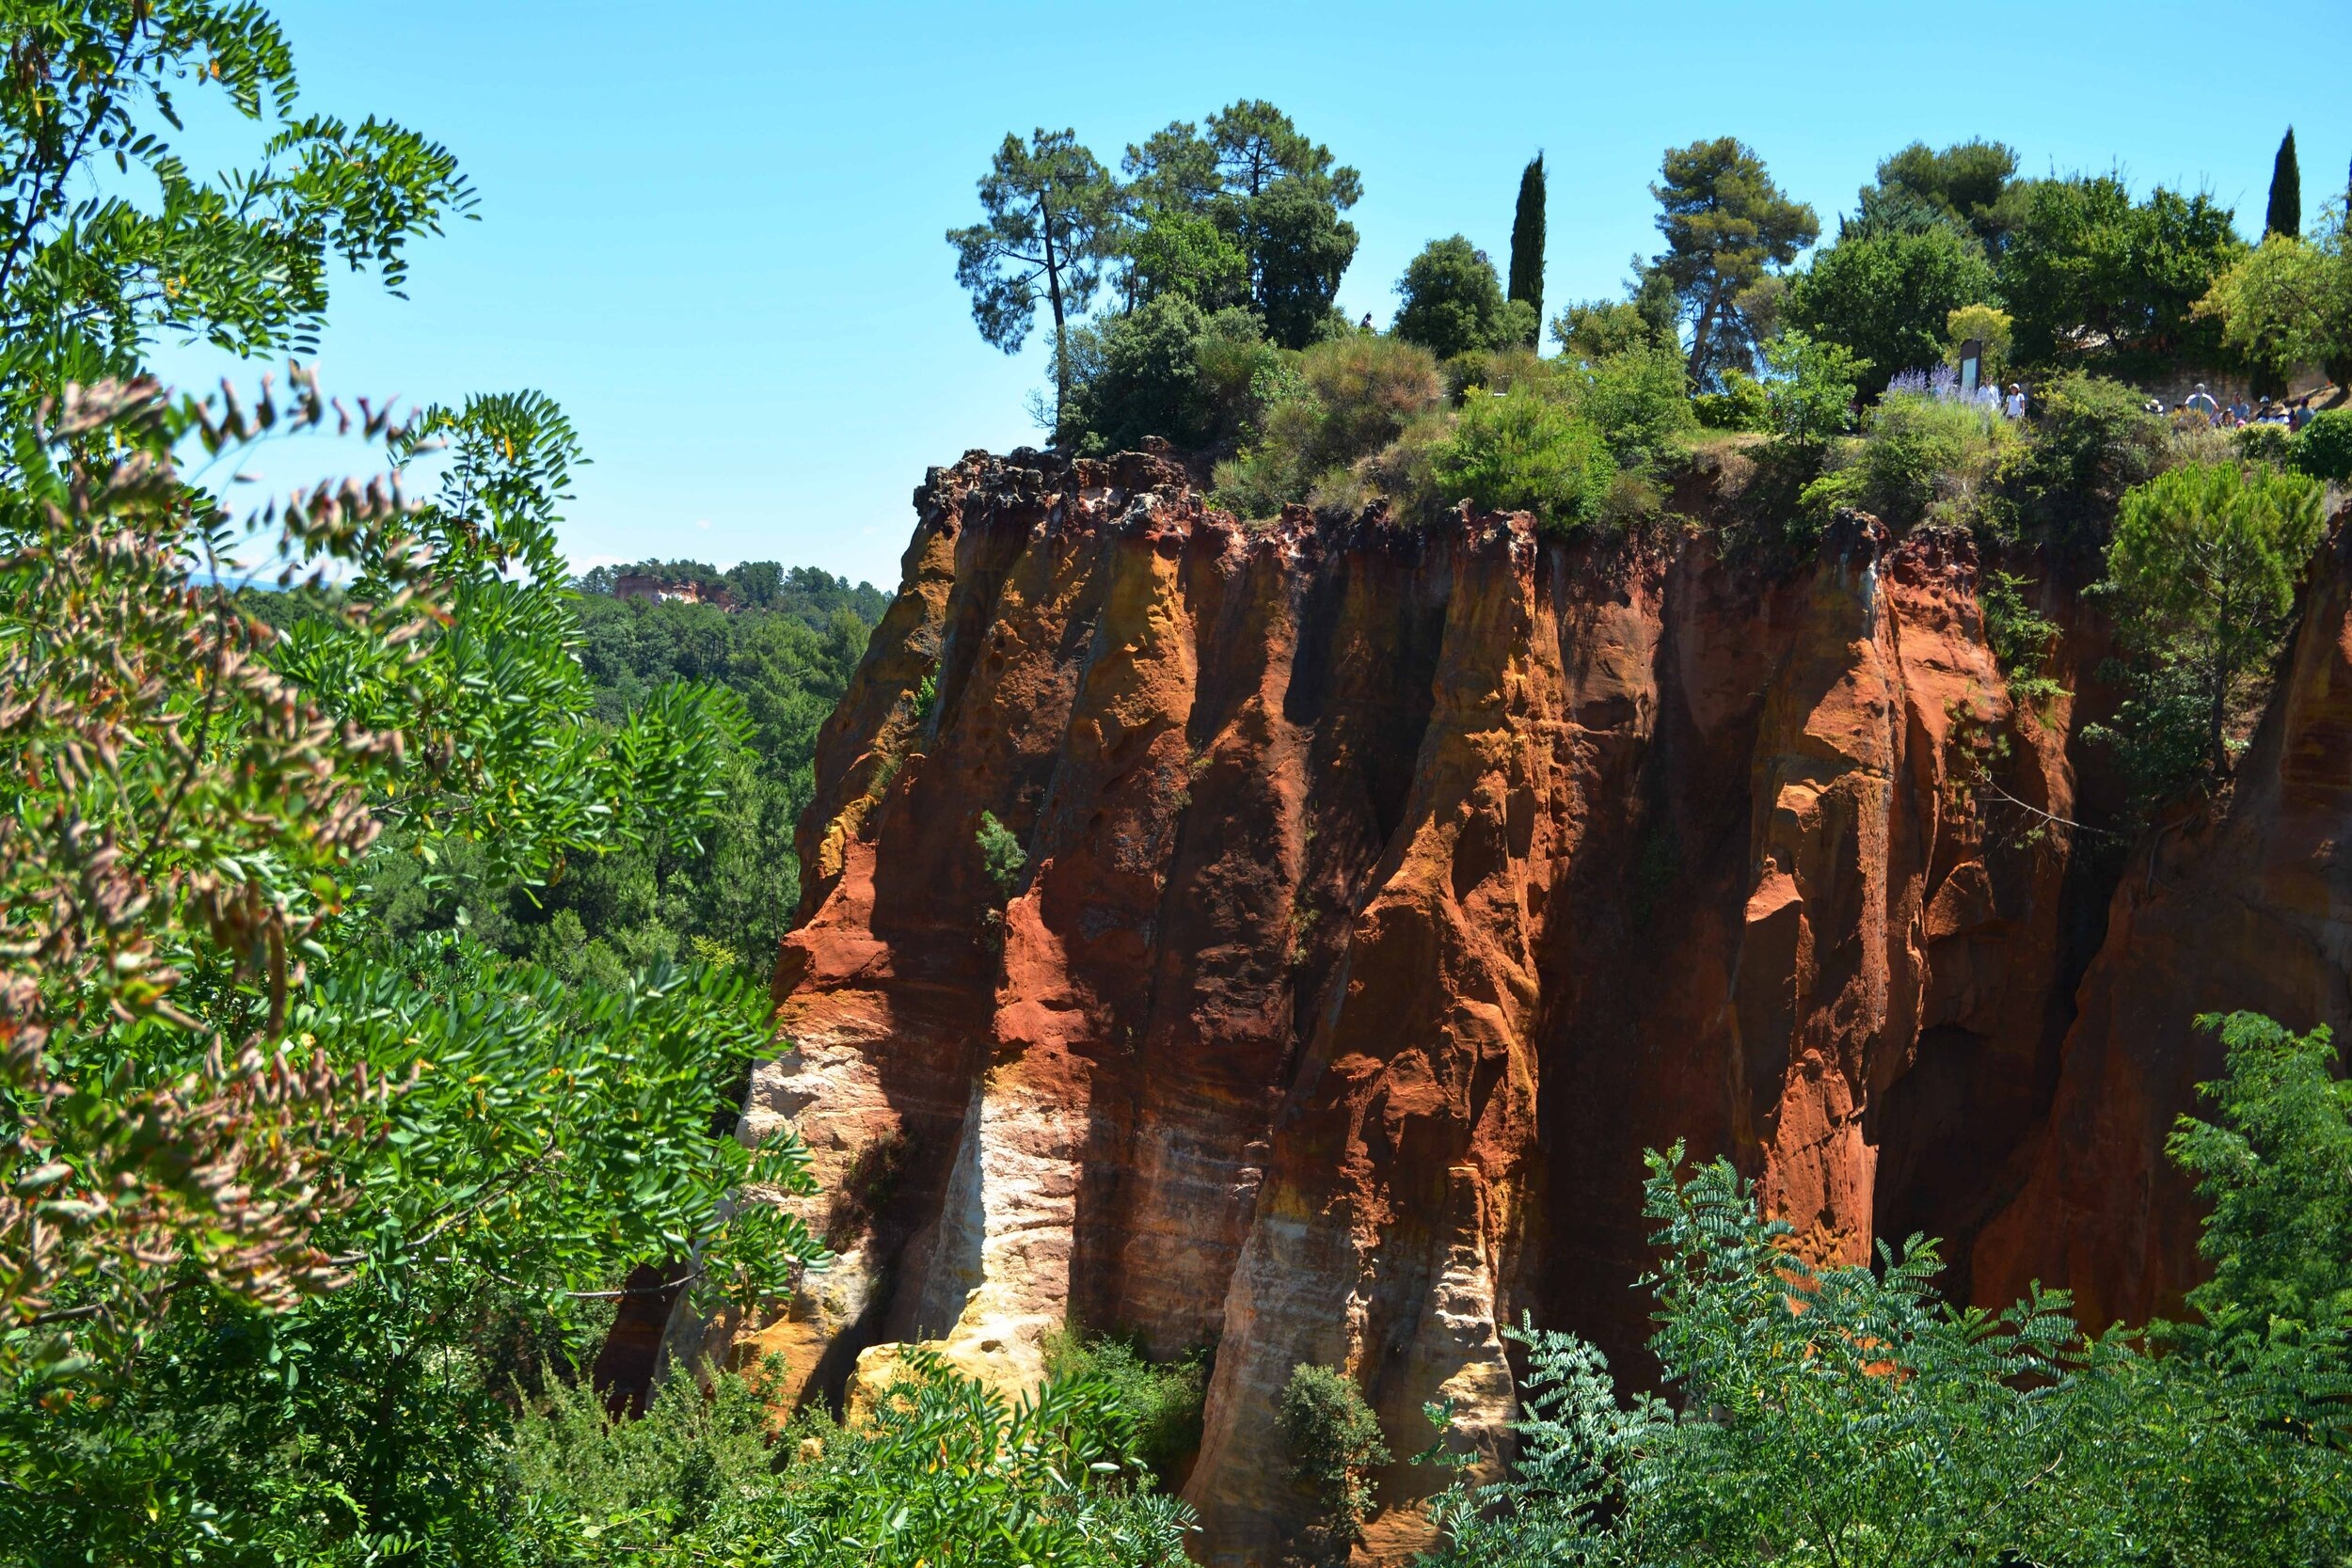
695,449,2352,1563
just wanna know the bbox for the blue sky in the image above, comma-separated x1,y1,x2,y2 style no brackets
153,0,2352,592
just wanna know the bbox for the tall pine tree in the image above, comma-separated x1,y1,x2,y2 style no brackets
1507,152,1546,345
2265,127,2301,239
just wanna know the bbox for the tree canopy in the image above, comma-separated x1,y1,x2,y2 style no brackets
1394,234,1524,359
1649,136,1819,388
947,128,1117,418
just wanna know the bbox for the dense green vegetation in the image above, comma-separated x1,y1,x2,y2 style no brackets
4,5,2349,1565
1422,1014,2352,1566
501,1349,1193,1565
0,7,1179,1563
368,562,883,988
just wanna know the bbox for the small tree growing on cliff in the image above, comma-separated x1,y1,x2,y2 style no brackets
1278,1362,1390,1567
977,810,1028,896
948,130,1117,426
2094,461,2326,781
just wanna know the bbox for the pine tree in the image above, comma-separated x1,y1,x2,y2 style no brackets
2265,127,2301,239
1507,152,1546,344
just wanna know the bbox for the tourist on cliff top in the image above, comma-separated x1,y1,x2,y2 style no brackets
2291,396,2314,432
2002,383,2026,420
2185,383,2220,421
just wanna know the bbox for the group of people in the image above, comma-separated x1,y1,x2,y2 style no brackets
2169,383,2319,431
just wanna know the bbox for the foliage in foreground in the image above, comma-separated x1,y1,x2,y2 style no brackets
504,1349,1195,1567
1421,1012,2352,1568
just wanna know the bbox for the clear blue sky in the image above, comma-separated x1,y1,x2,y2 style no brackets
153,0,2352,592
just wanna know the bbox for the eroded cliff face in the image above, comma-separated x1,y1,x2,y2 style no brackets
695,449,2352,1563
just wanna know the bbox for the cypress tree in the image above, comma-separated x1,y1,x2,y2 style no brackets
1507,152,1546,341
2265,127,2300,239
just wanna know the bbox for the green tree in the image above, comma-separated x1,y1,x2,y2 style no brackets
1649,137,1819,388
1786,221,1996,394
2266,126,2302,239
948,129,1117,422
1393,234,1518,358
1208,101,1361,348
1507,152,1546,340
0,0,473,426
2169,1013,2352,1356
1112,103,1360,350
2199,220,2352,393
1552,298,1659,364
1208,100,1359,207
1279,1363,1389,1568
1997,175,2245,371
1112,120,1248,312
1860,138,2021,248
2099,461,2327,777
1759,327,1865,453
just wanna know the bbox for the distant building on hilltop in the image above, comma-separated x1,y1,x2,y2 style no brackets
612,572,736,610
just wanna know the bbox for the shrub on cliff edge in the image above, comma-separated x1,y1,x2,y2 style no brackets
1427,388,1614,535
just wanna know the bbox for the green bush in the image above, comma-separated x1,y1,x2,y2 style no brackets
1393,234,1515,359
1989,371,2168,546
1061,300,1279,456
977,810,1027,896
1043,1331,1209,1484
1571,343,1697,470
2233,420,2296,467
1278,1363,1389,1567
1979,568,2068,709
2292,407,2352,483
1760,329,1866,453
1211,334,1442,517
1421,1012,2352,1567
503,1353,1194,1565
1855,391,2014,528
1428,389,1614,534
1693,367,1772,431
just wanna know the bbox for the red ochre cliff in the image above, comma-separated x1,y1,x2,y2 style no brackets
676,447,2352,1563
